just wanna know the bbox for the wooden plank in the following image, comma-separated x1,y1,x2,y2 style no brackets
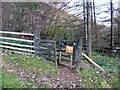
39,47,49,50
54,41,58,68
38,49,54,55
82,53,104,72
60,40,73,42
40,40,55,43
38,48,48,52
59,62,72,67
40,42,55,45
59,51,61,62
116,47,120,49
61,52,69,55
61,58,71,62
38,47,55,52
70,54,73,65
5,50,34,56
0,45,35,53
39,45,55,51
34,31,40,56
39,51,55,56
45,57,55,62
61,54,70,58
58,40,61,64
61,57,71,61
40,43,55,48
60,49,66,52
38,53,55,61
0,31,34,36
0,37,34,43
0,41,34,48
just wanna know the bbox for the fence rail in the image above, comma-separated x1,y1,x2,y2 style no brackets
0,31,34,36
0,31,34,54
38,39,57,63
0,31,58,66
0,37,34,43
0,45,35,53
0,41,34,48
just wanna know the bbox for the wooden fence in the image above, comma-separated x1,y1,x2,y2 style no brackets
0,31,82,68
0,31,57,65
0,31,35,53
38,40,57,64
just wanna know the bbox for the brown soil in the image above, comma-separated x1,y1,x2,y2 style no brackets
50,66,82,88
2,60,92,88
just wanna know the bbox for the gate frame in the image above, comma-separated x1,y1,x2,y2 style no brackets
58,38,82,67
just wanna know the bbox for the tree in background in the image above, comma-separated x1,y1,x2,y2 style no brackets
114,10,120,47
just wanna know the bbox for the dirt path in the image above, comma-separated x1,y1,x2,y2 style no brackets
2,61,83,88
50,66,82,88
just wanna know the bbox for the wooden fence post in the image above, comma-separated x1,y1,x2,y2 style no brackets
54,41,58,69
58,40,61,63
76,37,83,68
72,40,76,65
34,31,40,57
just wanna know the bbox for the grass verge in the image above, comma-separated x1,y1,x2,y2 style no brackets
2,68,40,88
2,54,58,88
77,52,120,88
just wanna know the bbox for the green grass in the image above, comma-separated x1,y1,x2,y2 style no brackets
77,51,120,88
2,68,40,88
77,69,109,88
92,52,119,74
2,54,58,88
92,52,120,88
2,54,58,77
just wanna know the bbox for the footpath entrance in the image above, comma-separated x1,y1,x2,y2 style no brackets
58,39,82,68
0,31,82,69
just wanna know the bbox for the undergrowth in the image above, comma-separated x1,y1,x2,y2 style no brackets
78,52,120,88
77,69,109,88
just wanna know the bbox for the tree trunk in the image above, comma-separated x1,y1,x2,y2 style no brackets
93,0,98,48
86,1,92,57
110,0,114,49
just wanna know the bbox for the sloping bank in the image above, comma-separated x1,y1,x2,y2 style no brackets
77,52,119,88
2,53,58,88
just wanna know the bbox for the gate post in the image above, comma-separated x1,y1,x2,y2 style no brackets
58,40,61,64
34,31,40,57
54,41,58,69
76,37,83,68
72,40,76,65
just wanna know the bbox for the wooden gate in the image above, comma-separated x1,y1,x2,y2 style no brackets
0,31,82,68
58,40,77,67
58,38,82,68
33,31,58,66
